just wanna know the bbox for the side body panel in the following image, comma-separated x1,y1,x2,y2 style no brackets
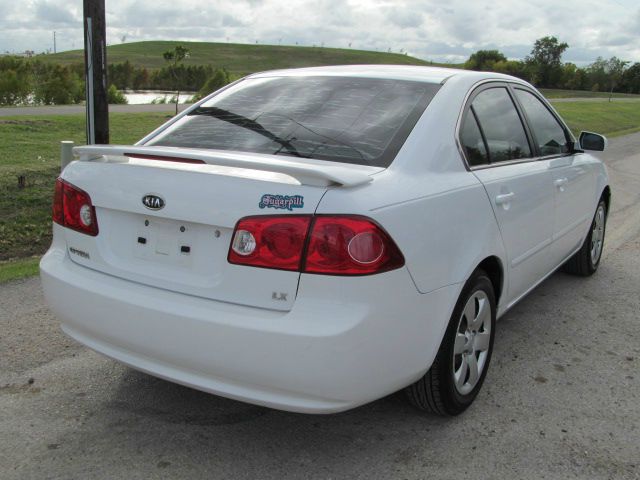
549,153,603,265
472,162,555,305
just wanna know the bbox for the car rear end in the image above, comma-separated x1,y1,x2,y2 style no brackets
40,68,454,412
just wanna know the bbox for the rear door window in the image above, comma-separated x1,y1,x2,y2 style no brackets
470,87,532,163
460,108,489,166
514,89,570,156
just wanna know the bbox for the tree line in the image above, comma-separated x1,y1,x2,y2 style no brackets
0,56,85,105
107,60,230,93
1,36,639,106
0,55,232,106
464,36,639,94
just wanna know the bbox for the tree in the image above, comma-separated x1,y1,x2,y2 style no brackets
603,57,629,101
586,57,630,97
492,59,529,81
0,57,32,105
193,68,230,101
525,36,569,88
162,45,190,115
33,64,83,105
132,67,150,90
585,57,608,92
465,50,507,71
620,62,640,94
561,63,586,90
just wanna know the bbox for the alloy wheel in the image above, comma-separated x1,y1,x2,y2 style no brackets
452,290,492,395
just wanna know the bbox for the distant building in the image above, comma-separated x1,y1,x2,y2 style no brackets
0,50,35,57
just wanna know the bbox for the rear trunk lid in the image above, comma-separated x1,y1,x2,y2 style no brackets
59,145,380,311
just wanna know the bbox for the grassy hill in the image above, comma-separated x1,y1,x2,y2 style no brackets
41,40,448,76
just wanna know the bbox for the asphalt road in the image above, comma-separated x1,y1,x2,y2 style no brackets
0,103,192,116
548,97,640,103
1,134,640,479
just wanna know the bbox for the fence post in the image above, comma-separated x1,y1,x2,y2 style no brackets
60,141,74,172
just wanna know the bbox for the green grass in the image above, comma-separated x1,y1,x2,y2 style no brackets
0,256,40,283
39,40,451,76
541,88,640,99
0,113,169,261
553,101,640,137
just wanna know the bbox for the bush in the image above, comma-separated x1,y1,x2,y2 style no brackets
107,84,127,104
0,69,32,106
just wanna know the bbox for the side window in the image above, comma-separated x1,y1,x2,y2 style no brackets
515,89,569,156
460,108,489,166
471,87,531,163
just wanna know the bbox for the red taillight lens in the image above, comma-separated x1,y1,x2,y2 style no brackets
228,216,311,271
52,178,99,236
304,216,404,275
52,178,64,225
228,214,404,275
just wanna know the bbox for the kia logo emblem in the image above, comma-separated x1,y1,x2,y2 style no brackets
142,194,165,210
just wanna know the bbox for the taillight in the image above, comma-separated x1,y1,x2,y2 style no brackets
228,216,311,271
52,178,99,236
228,215,404,275
304,216,404,275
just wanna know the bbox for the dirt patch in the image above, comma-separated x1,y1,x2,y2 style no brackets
0,120,54,126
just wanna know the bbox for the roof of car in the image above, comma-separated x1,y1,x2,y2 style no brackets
248,64,510,84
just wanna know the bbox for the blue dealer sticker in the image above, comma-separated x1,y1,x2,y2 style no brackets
259,194,304,211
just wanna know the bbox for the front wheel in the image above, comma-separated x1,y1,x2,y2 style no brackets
406,270,496,415
563,200,607,276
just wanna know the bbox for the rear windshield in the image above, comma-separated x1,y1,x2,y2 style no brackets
146,76,440,167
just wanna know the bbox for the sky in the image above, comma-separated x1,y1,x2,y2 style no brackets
1,0,639,65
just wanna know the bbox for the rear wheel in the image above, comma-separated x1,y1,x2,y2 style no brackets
406,270,496,415
563,200,607,276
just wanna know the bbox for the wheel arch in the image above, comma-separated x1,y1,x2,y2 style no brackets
601,185,611,213
476,256,504,306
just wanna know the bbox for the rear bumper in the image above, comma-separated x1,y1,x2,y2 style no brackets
40,244,459,414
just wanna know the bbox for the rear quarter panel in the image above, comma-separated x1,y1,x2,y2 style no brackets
317,170,506,297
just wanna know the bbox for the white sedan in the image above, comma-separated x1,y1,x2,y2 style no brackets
40,65,610,415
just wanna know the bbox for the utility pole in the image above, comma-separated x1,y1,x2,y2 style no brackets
53,31,56,54
83,0,109,144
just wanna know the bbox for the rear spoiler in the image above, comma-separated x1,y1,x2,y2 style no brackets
73,145,378,188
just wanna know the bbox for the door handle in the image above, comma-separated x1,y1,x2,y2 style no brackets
554,177,568,188
495,192,515,205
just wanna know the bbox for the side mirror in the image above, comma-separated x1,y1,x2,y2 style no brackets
579,131,607,151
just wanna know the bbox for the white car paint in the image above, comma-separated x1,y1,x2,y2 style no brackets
40,65,609,413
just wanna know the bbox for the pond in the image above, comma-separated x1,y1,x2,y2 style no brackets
123,90,196,105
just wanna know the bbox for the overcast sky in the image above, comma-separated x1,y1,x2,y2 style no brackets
1,0,639,65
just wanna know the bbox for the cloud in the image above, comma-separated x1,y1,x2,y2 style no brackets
0,0,637,65
222,14,246,27
385,9,424,28
34,2,77,25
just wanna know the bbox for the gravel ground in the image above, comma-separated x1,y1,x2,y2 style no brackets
1,134,639,480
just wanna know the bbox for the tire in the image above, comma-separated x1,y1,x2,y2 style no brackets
562,200,607,276
406,269,496,415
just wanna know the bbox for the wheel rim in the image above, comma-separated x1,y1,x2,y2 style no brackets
590,205,606,265
452,290,492,395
